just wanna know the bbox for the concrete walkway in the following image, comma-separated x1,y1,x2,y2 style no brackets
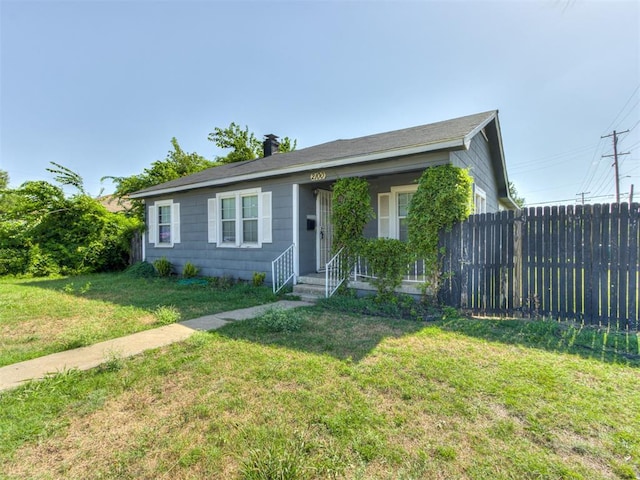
0,300,313,393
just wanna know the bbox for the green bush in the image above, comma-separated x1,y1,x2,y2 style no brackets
153,257,173,277
27,245,61,277
182,262,199,278
362,238,411,301
252,271,266,287
124,261,157,278
0,248,27,275
256,307,304,333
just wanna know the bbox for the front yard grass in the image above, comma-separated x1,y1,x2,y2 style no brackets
1,299,638,479
0,272,278,367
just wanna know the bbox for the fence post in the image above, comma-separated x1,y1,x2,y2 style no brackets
513,214,523,311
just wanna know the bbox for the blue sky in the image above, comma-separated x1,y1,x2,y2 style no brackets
1,0,639,206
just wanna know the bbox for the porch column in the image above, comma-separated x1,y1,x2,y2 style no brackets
292,183,299,284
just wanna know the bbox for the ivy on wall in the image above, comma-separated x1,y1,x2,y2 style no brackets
331,177,374,257
331,165,473,301
408,165,473,261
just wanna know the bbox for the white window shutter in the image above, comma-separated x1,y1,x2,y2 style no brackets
148,205,157,245
261,191,272,244
172,202,181,244
378,193,390,238
208,198,217,244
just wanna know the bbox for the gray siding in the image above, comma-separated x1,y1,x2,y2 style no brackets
450,134,500,212
145,179,294,283
142,134,505,281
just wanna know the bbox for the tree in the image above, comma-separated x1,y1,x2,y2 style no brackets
0,170,8,190
0,170,16,214
0,164,139,276
509,181,526,208
208,122,297,163
105,137,218,219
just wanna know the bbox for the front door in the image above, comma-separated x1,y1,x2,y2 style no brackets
316,189,333,271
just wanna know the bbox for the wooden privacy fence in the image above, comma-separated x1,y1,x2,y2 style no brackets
439,203,640,330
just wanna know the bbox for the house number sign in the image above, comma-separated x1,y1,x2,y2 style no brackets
310,171,326,181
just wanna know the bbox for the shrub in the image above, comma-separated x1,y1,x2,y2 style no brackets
252,271,266,287
362,238,411,301
182,262,199,278
153,257,173,277
154,305,181,325
124,261,157,278
256,307,304,333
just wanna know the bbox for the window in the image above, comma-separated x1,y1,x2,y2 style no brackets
378,185,417,240
474,186,487,214
158,205,172,244
208,188,272,247
242,195,258,243
221,197,236,243
397,192,414,242
148,200,180,247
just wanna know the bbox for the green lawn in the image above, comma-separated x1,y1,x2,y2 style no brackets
0,273,278,366
1,297,638,479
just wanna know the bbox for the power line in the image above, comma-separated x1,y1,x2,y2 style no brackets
602,83,640,134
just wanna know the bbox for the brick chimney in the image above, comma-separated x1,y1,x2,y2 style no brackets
263,134,280,157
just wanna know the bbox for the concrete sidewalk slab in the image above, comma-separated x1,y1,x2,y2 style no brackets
0,299,313,393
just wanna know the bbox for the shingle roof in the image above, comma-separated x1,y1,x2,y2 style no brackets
131,110,498,197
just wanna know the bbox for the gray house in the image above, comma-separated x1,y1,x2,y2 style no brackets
130,110,516,290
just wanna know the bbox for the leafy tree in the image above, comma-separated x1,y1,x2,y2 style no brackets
509,181,526,208
208,122,262,163
47,162,86,195
0,170,8,190
208,122,297,163
0,164,140,276
0,170,17,214
105,137,218,219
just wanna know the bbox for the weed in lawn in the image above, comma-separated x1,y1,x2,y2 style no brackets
154,305,181,325
240,430,309,480
256,307,304,333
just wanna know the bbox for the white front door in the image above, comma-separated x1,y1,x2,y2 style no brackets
316,189,333,271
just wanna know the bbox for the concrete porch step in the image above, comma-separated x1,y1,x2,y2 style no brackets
293,276,325,300
296,274,326,286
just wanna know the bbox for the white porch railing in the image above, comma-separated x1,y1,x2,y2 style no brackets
325,247,348,297
272,244,295,294
353,256,427,283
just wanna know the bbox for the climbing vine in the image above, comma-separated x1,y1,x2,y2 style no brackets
408,164,473,294
330,167,473,302
331,177,374,256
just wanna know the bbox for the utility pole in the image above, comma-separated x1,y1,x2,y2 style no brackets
576,191,590,205
630,184,634,205
602,129,630,203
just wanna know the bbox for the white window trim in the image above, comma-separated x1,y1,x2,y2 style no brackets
475,185,487,214
148,199,180,248
381,185,418,240
208,187,272,248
